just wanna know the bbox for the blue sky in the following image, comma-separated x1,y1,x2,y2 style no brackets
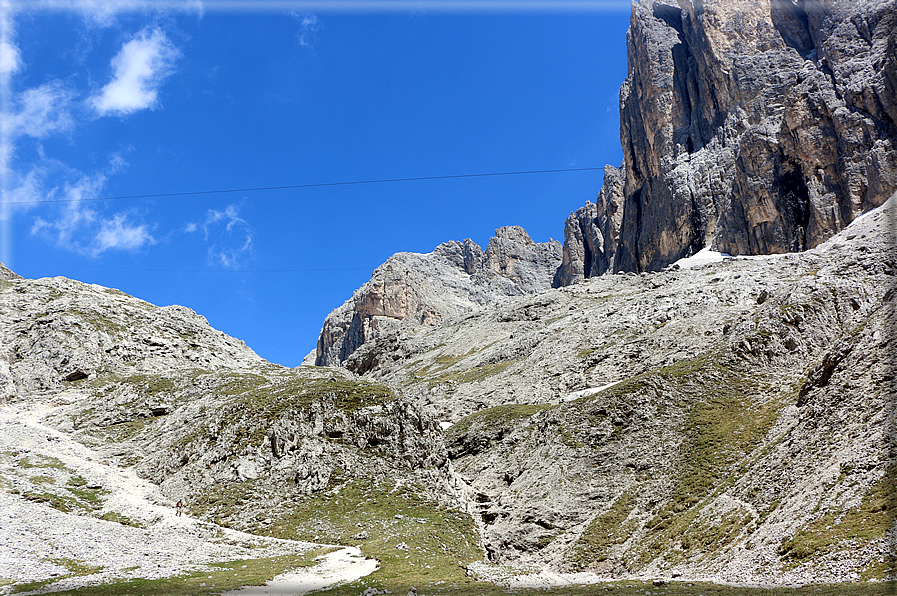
1,0,630,366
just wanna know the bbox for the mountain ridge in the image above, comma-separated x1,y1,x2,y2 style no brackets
1,1,895,593
316,0,897,367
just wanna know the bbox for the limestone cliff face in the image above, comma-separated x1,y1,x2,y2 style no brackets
554,165,626,285
315,227,561,367
560,0,897,278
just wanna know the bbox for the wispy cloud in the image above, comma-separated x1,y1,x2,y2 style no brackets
9,82,75,137
29,156,157,257
290,11,321,47
92,212,155,253
0,37,20,76
90,27,181,116
23,0,205,25
186,204,254,268
0,3,190,266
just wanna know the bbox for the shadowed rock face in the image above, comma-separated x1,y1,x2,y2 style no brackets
554,165,626,285
315,227,562,367
560,0,896,279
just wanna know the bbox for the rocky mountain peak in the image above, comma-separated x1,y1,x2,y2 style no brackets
315,228,561,367
560,0,896,279
0,262,21,281
0,268,264,399
316,0,894,364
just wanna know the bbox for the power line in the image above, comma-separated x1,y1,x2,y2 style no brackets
18,258,377,274
12,166,605,205
31,1,633,14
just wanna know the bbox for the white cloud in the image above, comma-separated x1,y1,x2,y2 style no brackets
28,156,156,256
90,27,181,116
31,171,105,249
92,212,155,254
69,0,137,27
290,11,321,47
186,204,253,268
0,168,45,222
0,39,20,76
23,1,205,27
9,82,75,137
207,204,246,232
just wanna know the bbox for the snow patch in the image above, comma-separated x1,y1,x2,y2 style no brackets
672,247,729,269
562,380,622,402
223,546,378,596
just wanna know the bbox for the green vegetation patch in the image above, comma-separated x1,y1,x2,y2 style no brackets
30,474,56,485
410,353,519,387
21,490,85,513
215,371,269,398
66,309,128,336
213,374,396,448
99,511,145,528
11,558,104,594
326,578,897,596
446,403,550,443
445,359,518,385
23,481,109,514
632,357,786,566
66,483,110,510
87,417,157,443
118,373,177,398
232,374,393,413
778,465,897,577
569,491,638,570
263,479,482,593
17,454,68,470
189,480,259,527
563,352,791,570
676,509,754,559
191,476,484,593
577,348,596,359
18,552,326,596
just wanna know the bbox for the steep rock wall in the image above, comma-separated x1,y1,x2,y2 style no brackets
560,0,896,279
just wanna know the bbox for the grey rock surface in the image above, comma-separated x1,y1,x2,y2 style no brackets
0,270,475,578
0,196,891,588
316,227,561,367
561,0,897,279
343,196,896,582
554,165,626,284
0,276,263,397
0,263,20,281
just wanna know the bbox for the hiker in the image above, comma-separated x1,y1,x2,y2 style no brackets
176,499,184,517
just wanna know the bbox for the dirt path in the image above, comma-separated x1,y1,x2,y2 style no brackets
0,397,378,594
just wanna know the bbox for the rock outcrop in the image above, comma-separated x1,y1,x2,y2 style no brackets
341,196,896,583
0,269,476,578
0,275,263,397
316,227,561,366
559,0,897,279
554,165,626,285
